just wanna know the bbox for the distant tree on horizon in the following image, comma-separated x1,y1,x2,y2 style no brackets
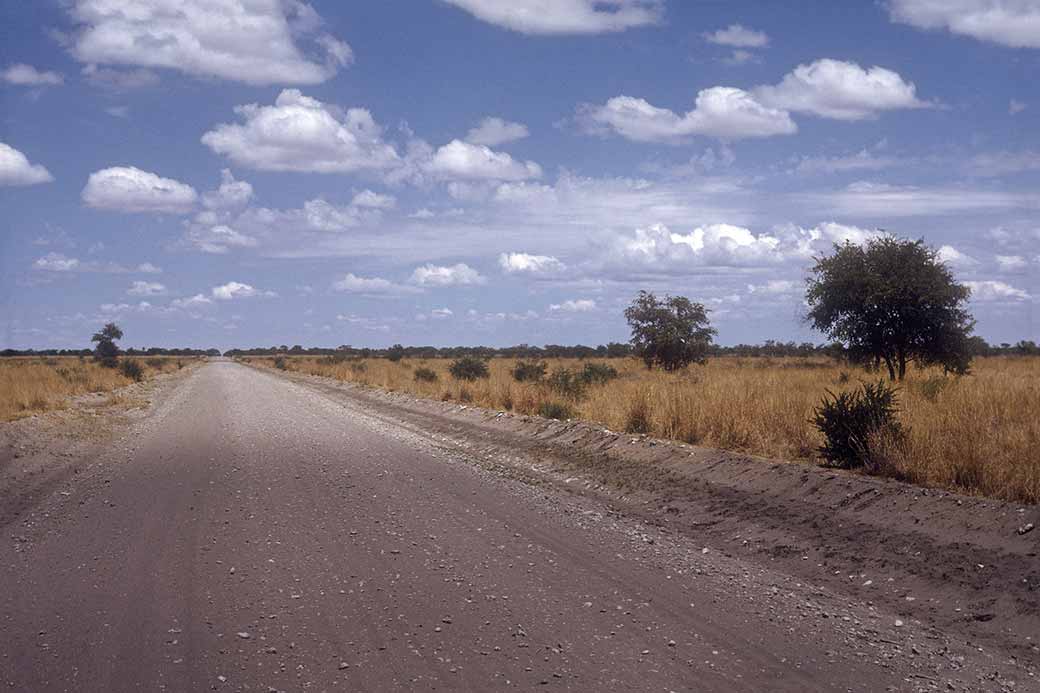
806,237,975,380
624,291,716,371
91,322,123,368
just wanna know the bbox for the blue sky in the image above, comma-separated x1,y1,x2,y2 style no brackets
2,0,1038,350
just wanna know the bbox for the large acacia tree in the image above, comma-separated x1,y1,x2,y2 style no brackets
91,322,124,368
806,237,975,380
625,291,716,371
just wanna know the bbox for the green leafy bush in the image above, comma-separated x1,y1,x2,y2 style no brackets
119,359,144,382
449,357,489,381
812,380,903,470
538,401,574,420
547,368,587,400
414,367,439,382
581,362,618,385
511,360,547,383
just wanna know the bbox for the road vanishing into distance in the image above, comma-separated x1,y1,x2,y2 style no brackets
0,361,1032,692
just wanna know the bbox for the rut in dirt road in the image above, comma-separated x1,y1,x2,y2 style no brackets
0,361,1028,692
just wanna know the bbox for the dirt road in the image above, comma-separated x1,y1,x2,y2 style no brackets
1,361,1033,691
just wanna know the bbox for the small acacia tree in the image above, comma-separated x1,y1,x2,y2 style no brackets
806,237,975,380
91,322,123,368
624,291,716,371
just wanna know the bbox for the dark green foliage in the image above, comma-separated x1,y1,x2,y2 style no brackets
625,291,716,371
119,359,144,382
273,356,287,370
387,344,405,362
581,362,618,385
349,360,367,374
91,322,123,368
449,356,489,381
538,401,574,420
812,380,903,470
413,367,438,382
511,360,547,382
806,237,975,380
547,368,587,400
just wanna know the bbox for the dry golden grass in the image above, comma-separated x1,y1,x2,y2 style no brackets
0,356,189,422
250,354,1040,503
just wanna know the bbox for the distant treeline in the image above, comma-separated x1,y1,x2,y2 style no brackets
1,347,221,357
222,338,1040,360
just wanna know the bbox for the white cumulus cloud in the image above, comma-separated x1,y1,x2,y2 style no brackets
582,87,797,143
331,273,418,295
0,142,54,186
499,252,566,274
753,59,929,120
82,166,197,213
2,63,63,86
410,263,486,287
201,90,400,173
211,281,274,300
33,253,80,272
202,169,253,210
549,299,597,312
889,0,1040,49
965,280,1031,301
426,140,542,181
67,0,352,85
704,24,769,48
440,0,662,35
127,281,166,296
465,117,530,146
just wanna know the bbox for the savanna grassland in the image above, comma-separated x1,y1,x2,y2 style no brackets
0,356,190,422
249,355,1040,503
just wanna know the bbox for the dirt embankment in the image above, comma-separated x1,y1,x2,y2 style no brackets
259,364,1040,666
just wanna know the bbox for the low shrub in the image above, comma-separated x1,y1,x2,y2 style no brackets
918,375,948,402
273,356,287,370
414,367,439,383
512,360,547,383
349,360,368,374
812,380,903,471
581,362,619,385
449,357,489,381
538,401,574,420
547,368,587,400
119,359,144,382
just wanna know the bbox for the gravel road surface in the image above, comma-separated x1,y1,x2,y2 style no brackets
1,361,1032,691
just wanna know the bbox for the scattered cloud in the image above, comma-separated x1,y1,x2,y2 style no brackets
1010,99,1027,115
580,87,796,143
67,0,352,85
797,181,1039,217
425,140,542,181
2,63,63,86
185,224,258,254
704,24,769,48
82,166,197,213
33,253,80,272
331,273,419,295
747,279,801,295
995,254,1028,272
211,281,274,300
127,281,166,296
465,117,530,146
410,263,486,287
937,244,978,268
440,0,663,35
965,280,1031,302
351,190,396,209
549,299,597,312
792,143,901,174
0,142,54,186
202,89,400,173
202,169,253,210
889,0,1040,49
499,252,566,274
753,59,929,121
171,293,213,309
